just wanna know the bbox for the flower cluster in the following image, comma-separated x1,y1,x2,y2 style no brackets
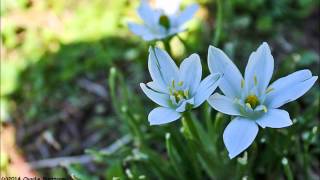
130,1,318,159
140,42,317,159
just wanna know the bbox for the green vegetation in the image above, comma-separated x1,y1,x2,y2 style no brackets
1,0,319,179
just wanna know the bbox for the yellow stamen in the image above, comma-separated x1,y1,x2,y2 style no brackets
262,105,268,113
241,79,245,89
254,75,258,86
172,90,188,102
169,80,188,102
266,87,274,94
245,95,260,109
246,103,252,109
184,90,189,97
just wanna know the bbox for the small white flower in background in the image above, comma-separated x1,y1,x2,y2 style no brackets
140,47,221,125
128,0,199,41
207,42,318,159
154,0,182,15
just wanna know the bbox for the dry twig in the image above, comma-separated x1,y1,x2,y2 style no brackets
28,134,131,169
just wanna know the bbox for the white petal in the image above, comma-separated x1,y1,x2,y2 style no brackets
179,54,202,94
155,0,182,15
146,81,167,93
176,98,194,112
167,26,184,36
148,107,181,125
148,47,179,90
128,23,156,41
140,83,170,107
244,42,274,94
207,93,241,116
137,0,160,27
223,117,258,159
193,73,221,107
256,109,292,128
208,45,243,98
175,3,199,25
128,23,146,35
265,70,318,108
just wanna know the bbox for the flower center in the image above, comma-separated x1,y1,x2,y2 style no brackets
169,80,189,103
245,95,260,109
172,90,188,102
159,15,170,29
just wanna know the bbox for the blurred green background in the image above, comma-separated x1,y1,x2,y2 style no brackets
0,0,319,179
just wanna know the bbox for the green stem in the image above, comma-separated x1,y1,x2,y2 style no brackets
177,35,189,52
182,111,200,141
213,0,223,46
282,157,293,180
163,39,172,56
149,41,156,48
165,133,186,180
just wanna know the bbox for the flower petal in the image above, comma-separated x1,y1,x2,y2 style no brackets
128,23,156,41
223,117,258,159
207,93,241,116
175,3,199,25
265,70,318,108
155,0,182,15
140,83,170,107
148,107,181,125
193,73,221,108
137,0,160,27
148,47,179,90
179,54,202,94
167,27,184,36
146,81,167,93
256,109,292,128
208,46,243,98
176,98,194,112
244,42,274,94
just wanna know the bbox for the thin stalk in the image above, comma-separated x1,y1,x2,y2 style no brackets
165,133,186,180
204,103,212,129
213,0,223,46
177,35,190,52
163,39,172,56
182,111,200,141
282,157,293,180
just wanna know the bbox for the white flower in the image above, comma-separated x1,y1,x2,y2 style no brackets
140,47,221,125
154,0,182,15
207,42,318,159
128,0,199,41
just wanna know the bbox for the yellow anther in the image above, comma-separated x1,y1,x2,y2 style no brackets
254,75,258,86
241,79,245,89
246,103,252,109
266,87,274,94
169,80,189,102
184,90,189,97
245,95,260,109
172,89,189,102
172,80,175,88
262,105,268,113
